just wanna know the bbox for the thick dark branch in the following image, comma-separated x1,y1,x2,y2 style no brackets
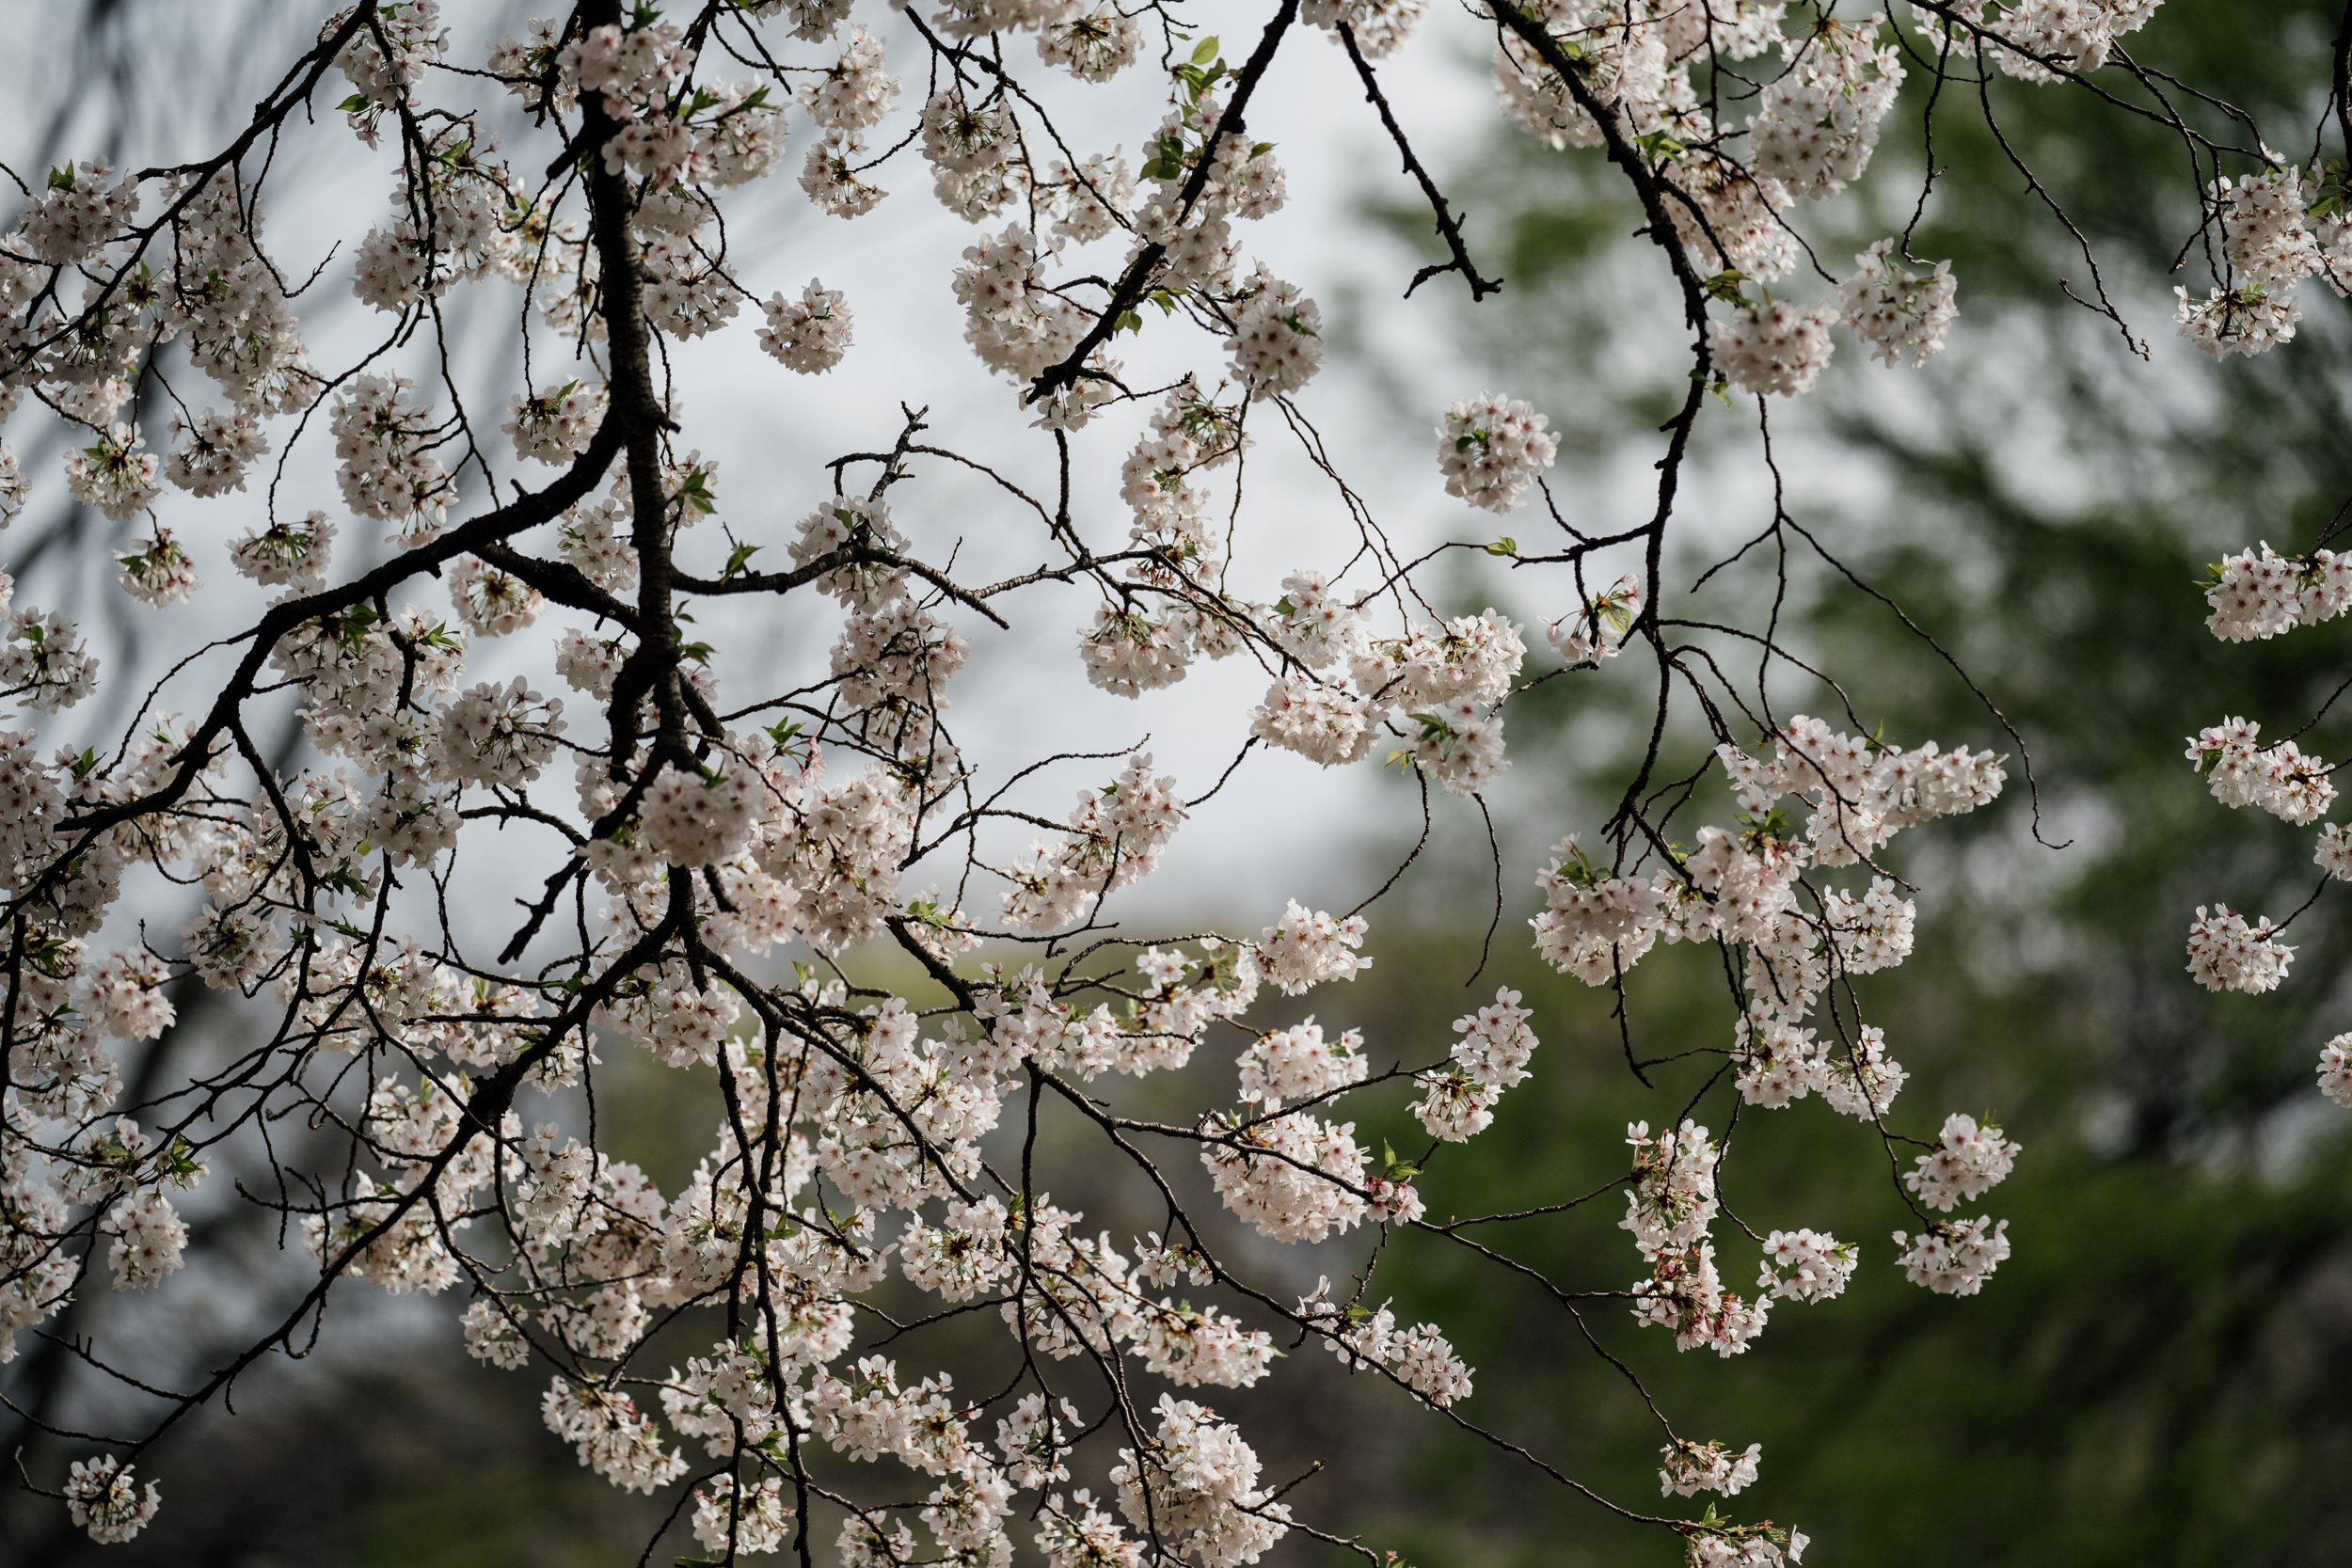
48,419,626,857
579,0,691,778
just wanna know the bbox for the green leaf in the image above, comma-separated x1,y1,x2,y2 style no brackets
1485,537,1518,557
1191,34,1221,64
337,93,373,114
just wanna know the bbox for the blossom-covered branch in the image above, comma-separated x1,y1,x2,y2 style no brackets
0,1,2310,1563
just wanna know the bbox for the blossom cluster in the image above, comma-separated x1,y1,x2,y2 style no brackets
2170,153,2352,356
1488,7,1981,401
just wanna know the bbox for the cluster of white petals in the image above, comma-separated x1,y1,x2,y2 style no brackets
2186,716,2335,826
1905,1114,2022,1212
2203,543,2352,641
1839,240,1959,366
2184,903,2294,994
64,1455,161,1544
1710,300,1837,398
1660,1437,1761,1498
759,278,856,372
1438,390,1558,512
1893,1215,2013,1298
